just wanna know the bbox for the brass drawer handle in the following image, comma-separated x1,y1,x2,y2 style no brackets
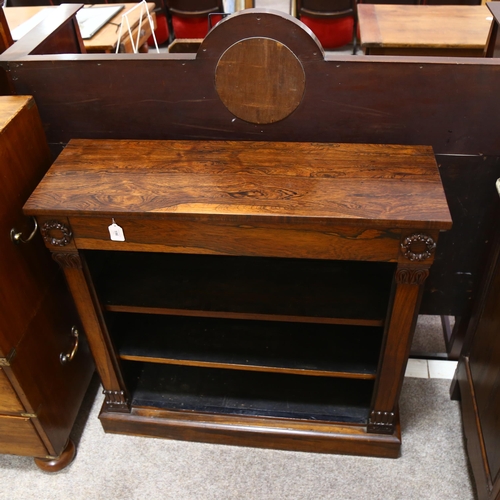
10,217,38,244
60,326,79,365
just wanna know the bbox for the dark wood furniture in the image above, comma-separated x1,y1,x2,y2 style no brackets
24,139,451,457
453,179,500,500
0,96,94,471
1,6,499,356
358,4,492,56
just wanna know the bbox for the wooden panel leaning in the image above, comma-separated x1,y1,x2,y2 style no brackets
24,139,452,457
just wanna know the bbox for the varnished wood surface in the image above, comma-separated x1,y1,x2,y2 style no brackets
358,4,492,55
100,405,402,457
34,439,76,472
0,414,47,457
0,368,24,413
70,217,403,262
2,9,500,156
0,96,53,356
456,193,500,500
4,4,155,53
0,95,94,466
8,276,94,456
24,140,452,231
215,37,305,124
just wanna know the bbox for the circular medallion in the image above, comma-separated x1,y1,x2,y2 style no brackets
41,220,73,247
401,233,436,261
215,37,305,124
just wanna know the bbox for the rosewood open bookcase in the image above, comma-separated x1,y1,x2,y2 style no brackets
24,139,451,457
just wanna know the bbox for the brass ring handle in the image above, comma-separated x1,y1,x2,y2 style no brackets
60,326,79,365
10,217,38,244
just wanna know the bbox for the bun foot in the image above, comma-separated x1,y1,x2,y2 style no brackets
34,439,76,472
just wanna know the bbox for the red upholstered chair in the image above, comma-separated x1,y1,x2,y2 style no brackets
148,0,224,47
296,0,357,53
166,0,224,39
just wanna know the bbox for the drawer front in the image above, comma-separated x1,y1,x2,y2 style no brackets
0,414,47,457
9,276,94,455
66,216,402,262
0,367,24,414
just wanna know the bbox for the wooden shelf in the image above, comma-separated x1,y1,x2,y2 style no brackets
126,363,374,424
109,314,383,379
89,252,395,326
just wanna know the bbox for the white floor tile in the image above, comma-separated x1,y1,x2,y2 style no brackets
428,360,458,380
405,358,429,378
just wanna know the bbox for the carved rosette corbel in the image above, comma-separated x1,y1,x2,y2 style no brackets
367,410,396,434
103,390,130,412
400,233,436,262
41,220,73,247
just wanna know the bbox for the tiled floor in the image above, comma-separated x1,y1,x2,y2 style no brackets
405,358,458,379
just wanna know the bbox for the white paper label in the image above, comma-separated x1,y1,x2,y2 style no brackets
108,222,125,241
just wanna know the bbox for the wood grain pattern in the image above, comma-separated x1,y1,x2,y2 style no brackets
24,140,452,231
0,415,47,457
369,267,426,426
0,368,24,414
358,4,492,56
215,37,305,124
70,217,402,261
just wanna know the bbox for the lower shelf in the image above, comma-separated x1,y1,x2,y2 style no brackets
124,363,374,424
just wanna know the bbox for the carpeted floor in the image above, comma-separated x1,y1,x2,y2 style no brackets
0,315,475,500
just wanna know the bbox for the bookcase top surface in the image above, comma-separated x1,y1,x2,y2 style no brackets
24,139,452,230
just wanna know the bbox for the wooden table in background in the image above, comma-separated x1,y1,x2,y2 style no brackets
358,4,493,57
5,3,156,53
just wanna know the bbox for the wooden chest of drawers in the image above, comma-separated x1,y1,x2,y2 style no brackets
0,96,94,471
24,139,452,457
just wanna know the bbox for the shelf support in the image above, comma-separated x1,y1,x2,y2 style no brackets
368,231,438,435
40,217,131,413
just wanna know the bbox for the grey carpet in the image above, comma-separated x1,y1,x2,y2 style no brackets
411,314,448,354
0,375,474,500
